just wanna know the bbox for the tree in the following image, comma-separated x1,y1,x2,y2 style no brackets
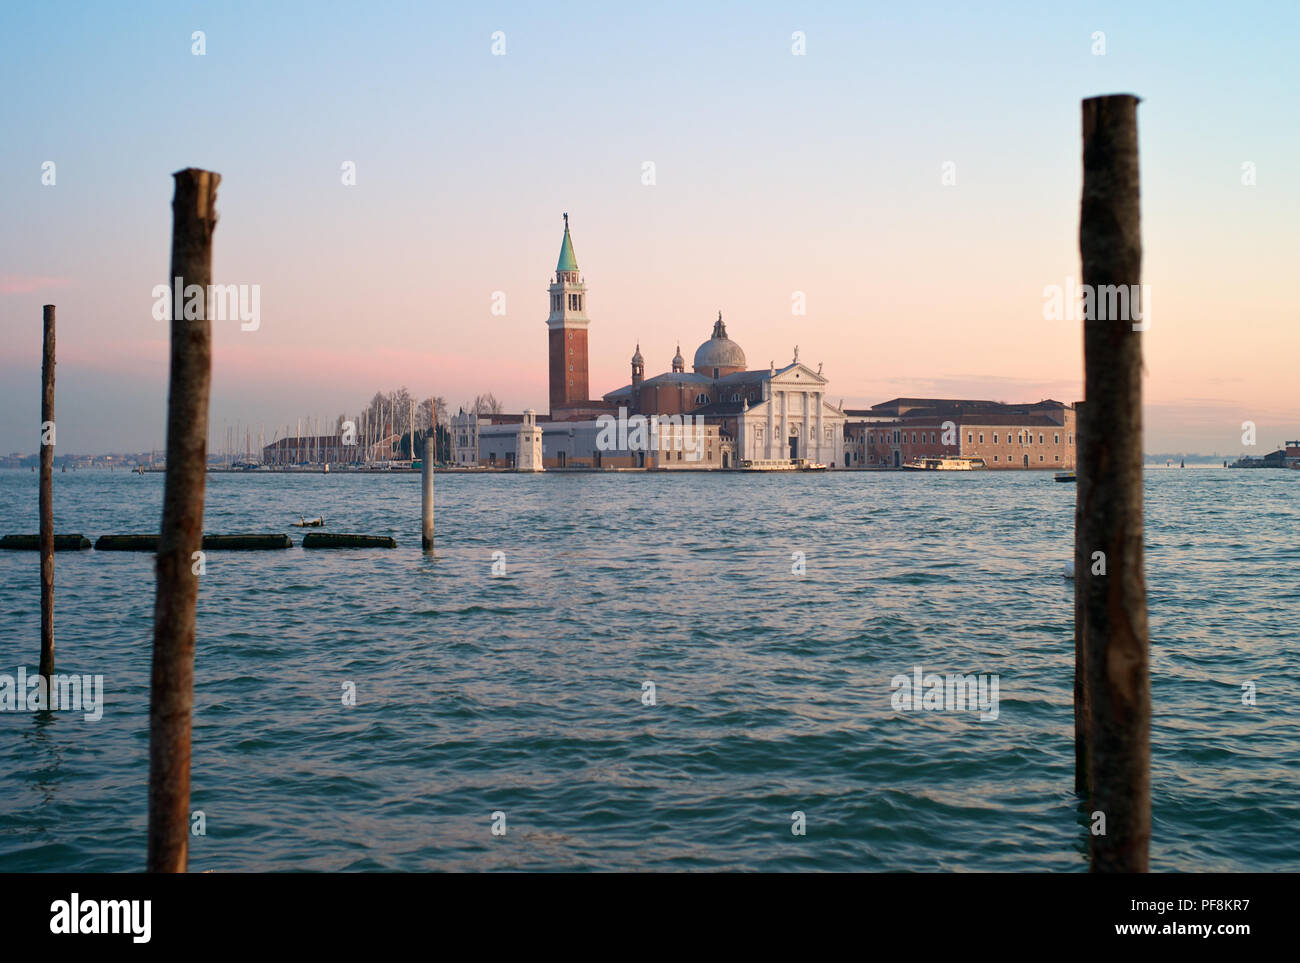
474,392,503,417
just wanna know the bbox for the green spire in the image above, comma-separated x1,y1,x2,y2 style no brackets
556,212,578,273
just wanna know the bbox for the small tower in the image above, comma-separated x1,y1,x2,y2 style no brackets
631,344,644,386
671,344,685,373
546,213,590,413
516,409,544,472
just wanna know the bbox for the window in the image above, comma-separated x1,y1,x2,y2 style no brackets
1039,433,1044,445
1040,455,1045,462
731,393,740,402
993,433,998,444
994,455,999,462
695,393,709,404
912,433,917,444
825,428,832,441
1068,433,1073,444
968,433,973,443
979,433,984,443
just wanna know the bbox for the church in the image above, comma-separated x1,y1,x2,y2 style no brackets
453,215,847,469
602,314,846,467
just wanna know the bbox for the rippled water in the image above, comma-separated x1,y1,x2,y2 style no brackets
0,467,1295,871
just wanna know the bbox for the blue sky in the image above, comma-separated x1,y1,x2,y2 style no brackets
2,0,1297,453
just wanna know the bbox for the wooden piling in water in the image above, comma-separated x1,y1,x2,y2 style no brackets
422,435,434,551
1077,95,1150,873
147,168,219,873
1073,400,1089,796
39,305,56,678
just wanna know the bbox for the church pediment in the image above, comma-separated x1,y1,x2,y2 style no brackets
769,362,829,387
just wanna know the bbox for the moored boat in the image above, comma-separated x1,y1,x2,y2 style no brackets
902,457,986,471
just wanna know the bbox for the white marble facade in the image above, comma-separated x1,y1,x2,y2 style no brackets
736,363,846,466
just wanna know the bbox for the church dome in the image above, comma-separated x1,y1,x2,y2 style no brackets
693,312,746,374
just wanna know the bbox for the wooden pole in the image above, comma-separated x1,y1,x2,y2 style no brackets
147,168,219,873
39,305,55,678
1073,400,1088,795
421,435,435,551
1078,95,1149,872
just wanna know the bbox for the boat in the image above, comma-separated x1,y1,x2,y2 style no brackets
902,457,986,471
292,516,325,528
1054,471,1076,483
739,459,799,471
795,459,827,471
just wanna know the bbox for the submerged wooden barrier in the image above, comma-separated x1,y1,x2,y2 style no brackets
202,534,292,550
95,534,291,551
302,533,396,549
1,534,91,551
94,534,160,551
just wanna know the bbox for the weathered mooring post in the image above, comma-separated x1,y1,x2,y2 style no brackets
39,304,56,678
421,434,435,551
1073,400,1089,796
147,168,219,873
1077,94,1150,872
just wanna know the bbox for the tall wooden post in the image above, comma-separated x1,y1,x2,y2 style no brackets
39,305,56,678
421,435,435,551
1078,95,1150,872
1073,400,1088,795
147,168,219,873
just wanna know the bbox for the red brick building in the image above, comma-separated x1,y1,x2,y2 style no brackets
845,398,1077,469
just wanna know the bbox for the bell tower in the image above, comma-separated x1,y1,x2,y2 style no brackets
547,213,589,413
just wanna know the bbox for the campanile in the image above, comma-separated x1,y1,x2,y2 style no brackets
547,213,590,413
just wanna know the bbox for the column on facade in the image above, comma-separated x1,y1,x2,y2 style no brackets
780,390,789,462
767,387,775,460
802,390,811,462
815,391,823,463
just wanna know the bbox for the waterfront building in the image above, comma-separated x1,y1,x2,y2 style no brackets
451,409,724,469
604,316,846,466
455,215,844,468
844,398,1077,469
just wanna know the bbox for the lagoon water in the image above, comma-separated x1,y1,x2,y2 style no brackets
0,468,1295,871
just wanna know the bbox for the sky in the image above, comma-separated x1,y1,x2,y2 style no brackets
1,0,1297,455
